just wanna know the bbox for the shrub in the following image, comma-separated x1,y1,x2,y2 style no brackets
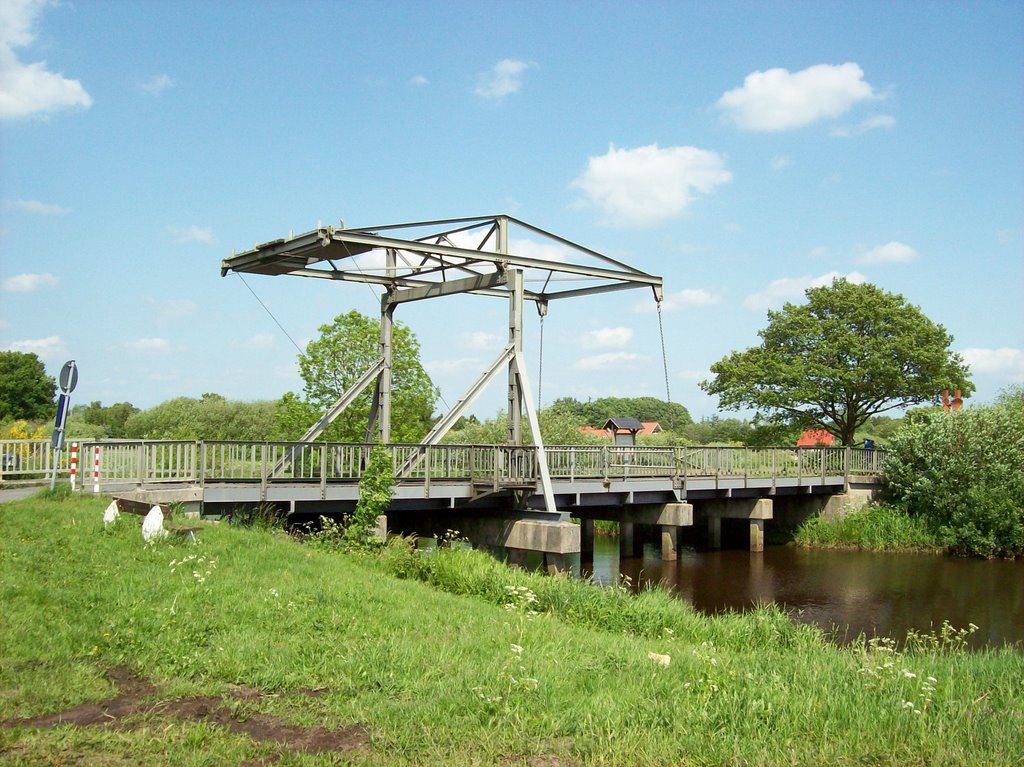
883,394,1024,557
344,444,394,552
794,502,939,551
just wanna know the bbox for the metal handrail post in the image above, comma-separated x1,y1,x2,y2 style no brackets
493,446,499,493
424,446,431,495
260,443,268,501
319,444,327,499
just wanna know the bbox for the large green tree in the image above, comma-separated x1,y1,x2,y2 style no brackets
0,351,55,422
289,310,438,443
701,279,972,446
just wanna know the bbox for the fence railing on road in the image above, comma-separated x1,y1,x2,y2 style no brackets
0,439,69,485
20,440,886,492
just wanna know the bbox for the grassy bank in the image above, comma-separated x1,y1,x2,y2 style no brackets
2,494,1022,765
794,503,943,552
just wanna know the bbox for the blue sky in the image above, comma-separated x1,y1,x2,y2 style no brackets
2,0,1022,424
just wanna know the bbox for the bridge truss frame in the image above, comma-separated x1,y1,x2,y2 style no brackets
221,215,664,518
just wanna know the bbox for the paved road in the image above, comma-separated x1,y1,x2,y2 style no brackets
0,486,45,503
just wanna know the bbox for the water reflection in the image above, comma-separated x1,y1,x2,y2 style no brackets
577,538,1024,649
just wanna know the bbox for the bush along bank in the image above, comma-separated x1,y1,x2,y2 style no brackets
882,391,1024,557
794,502,943,552
795,390,1023,557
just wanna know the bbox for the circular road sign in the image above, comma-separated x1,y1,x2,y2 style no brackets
59,360,78,394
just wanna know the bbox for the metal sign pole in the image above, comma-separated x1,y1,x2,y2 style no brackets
50,360,78,491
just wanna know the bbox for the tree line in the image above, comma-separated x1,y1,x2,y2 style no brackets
2,278,972,448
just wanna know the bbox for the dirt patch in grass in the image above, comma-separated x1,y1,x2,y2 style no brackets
2,665,369,756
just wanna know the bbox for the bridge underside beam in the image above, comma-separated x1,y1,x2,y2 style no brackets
693,498,772,552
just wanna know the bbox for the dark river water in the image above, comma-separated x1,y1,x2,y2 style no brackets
575,538,1024,650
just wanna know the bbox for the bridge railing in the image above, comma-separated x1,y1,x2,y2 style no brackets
62,440,885,490
0,439,69,485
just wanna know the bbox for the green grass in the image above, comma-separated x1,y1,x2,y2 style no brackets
2,493,1022,765
794,502,942,552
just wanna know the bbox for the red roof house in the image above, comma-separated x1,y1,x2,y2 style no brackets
797,429,835,447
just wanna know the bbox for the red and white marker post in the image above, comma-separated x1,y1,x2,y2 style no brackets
92,446,101,494
69,442,78,491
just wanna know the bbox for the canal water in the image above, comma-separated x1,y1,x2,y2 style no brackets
578,538,1024,650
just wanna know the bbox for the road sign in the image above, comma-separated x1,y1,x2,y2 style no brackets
51,361,77,490
59,360,78,394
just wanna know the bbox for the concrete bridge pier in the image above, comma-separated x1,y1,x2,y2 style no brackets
461,515,580,574
695,498,772,552
619,522,642,559
579,518,595,568
633,503,693,561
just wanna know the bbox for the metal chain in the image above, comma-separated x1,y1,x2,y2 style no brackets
656,300,672,403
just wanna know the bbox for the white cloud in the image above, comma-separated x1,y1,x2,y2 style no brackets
716,63,877,131
426,357,482,374
831,113,896,138
808,246,829,258
140,73,174,95
409,74,429,86
1,272,58,291
2,198,68,214
582,326,633,349
663,288,721,311
743,271,867,311
508,237,572,262
769,155,791,171
855,241,918,265
235,333,275,350
575,351,641,370
167,225,214,244
149,297,197,319
678,370,707,382
571,143,732,227
3,334,64,357
960,348,1024,377
0,0,92,119
475,59,530,100
636,287,722,313
463,331,500,350
124,337,170,351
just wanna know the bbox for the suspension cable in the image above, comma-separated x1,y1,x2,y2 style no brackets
235,273,305,355
656,299,672,404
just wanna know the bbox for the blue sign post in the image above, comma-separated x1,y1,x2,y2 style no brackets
50,360,78,491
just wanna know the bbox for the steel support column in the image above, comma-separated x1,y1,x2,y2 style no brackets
506,263,524,446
